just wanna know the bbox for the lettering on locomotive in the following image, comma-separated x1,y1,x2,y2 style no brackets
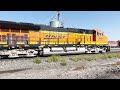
44,35,66,39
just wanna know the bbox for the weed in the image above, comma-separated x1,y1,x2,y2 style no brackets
33,57,41,64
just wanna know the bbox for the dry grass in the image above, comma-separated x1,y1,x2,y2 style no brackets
60,59,67,66
47,55,67,66
116,61,120,65
47,55,61,63
70,53,120,62
33,57,41,64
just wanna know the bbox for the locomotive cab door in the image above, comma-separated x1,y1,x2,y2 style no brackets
93,30,96,41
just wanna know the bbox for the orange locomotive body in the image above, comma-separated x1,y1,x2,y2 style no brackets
0,21,110,58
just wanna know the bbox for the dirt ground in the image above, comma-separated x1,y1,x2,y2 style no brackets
0,57,120,79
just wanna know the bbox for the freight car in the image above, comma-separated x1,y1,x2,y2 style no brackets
109,41,120,48
0,12,110,58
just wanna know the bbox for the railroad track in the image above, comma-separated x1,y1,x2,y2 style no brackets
0,48,120,61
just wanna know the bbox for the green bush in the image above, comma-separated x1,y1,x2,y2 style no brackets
47,55,62,63
47,55,67,66
107,54,114,58
100,54,108,59
60,59,67,66
70,56,83,62
116,54,120,58
70,53,120,62
33,57,41,64
47,55,65,63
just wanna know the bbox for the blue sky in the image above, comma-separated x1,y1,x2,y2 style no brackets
0,11,119,41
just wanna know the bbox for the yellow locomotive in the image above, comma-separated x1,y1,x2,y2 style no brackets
0,12,110,58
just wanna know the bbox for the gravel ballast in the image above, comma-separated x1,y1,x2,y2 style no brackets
0,57,120,79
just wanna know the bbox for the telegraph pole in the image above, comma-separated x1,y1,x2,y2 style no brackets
57,11,60,21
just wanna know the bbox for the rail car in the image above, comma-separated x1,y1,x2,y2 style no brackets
109,41,120,48
0,20,110,58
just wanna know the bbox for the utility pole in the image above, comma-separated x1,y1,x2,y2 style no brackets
57,11,60,21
